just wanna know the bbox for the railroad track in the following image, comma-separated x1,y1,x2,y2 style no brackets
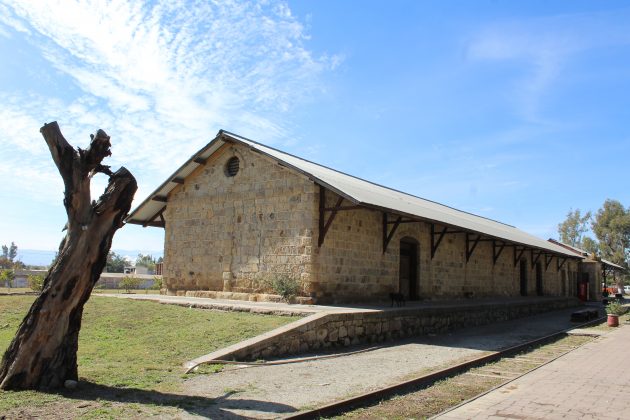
285,316,605,419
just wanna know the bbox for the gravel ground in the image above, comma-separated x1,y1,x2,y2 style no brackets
182,306,593,419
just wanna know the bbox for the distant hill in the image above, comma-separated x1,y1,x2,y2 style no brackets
15,249,56,267
16,249,164,267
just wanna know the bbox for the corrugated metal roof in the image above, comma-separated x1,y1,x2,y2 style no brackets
548,239,627,270
125,135,228,225
127,130,581,258
600,259,624,270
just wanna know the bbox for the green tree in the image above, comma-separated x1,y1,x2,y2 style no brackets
120,276,141,293
0,242,23,269
1,242,18,261
592,199,630,268
0,256,12,270
12,260,25,270
27,274,45,292
149,276,162,290
106,251,128,273
136,253,156,274
581,236,599,255
0,269,15,289
557,209,592,247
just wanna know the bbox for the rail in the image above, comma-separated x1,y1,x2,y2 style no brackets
285,315,606,419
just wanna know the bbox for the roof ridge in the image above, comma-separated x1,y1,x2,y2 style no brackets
221,131,515,228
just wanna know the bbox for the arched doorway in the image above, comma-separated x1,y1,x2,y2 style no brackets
519,259,528,296
535,262,543,296
399,237,419,300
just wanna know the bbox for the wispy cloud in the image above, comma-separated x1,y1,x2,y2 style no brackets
0,0,339,204
466,9,630,121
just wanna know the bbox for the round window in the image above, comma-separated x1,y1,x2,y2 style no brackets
225,156,240,177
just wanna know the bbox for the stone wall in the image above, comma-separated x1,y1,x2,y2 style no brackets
312,189,579,303
312,203,394,302
215,297,580,362
163,143,317,295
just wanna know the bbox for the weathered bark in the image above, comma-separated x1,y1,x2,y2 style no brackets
0,121,137,390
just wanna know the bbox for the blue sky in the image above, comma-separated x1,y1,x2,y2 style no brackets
1,0,629,259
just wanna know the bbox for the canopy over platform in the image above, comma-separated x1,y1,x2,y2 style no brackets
548,239,627,279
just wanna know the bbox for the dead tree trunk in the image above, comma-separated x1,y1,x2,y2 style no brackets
0,121,137,390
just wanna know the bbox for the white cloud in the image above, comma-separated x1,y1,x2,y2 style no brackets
0,3,30,36
0,105,49,155
0,0,338,248
0,0,339,223
0,157,63,204
466,10,630,121
1,0,336,138
4,0,332,116
468,27,568,121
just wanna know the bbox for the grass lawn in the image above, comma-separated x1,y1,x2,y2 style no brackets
0,295,297,418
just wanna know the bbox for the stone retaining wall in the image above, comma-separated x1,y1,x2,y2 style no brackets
197,297,579,364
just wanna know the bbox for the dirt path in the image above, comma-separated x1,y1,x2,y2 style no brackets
182,306,590,419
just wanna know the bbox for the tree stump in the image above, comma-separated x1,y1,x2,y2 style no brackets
0,121,137,390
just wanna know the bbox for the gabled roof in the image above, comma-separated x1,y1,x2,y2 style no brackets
127,130,580,258
548,239,626,271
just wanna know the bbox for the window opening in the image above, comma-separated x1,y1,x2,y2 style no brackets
225,157,240,177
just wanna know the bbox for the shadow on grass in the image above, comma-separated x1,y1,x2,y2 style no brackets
54,381,297,418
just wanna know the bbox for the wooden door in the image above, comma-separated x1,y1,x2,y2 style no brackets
399,239,418,300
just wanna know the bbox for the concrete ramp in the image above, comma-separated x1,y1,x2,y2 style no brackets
182,296,580,373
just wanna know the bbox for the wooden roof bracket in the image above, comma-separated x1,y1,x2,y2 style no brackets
319,186,340,247
492,240,506,265
545,254,554,271
143,207,166,228
382,214,422,253
531,249,543,268
431,224,446,259
513,246,526,267
466,233,481,262
382,213,401,253
318,186,360,247
557,257,568,271
430,224,464,259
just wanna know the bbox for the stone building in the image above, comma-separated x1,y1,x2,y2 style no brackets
127,131,582,304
